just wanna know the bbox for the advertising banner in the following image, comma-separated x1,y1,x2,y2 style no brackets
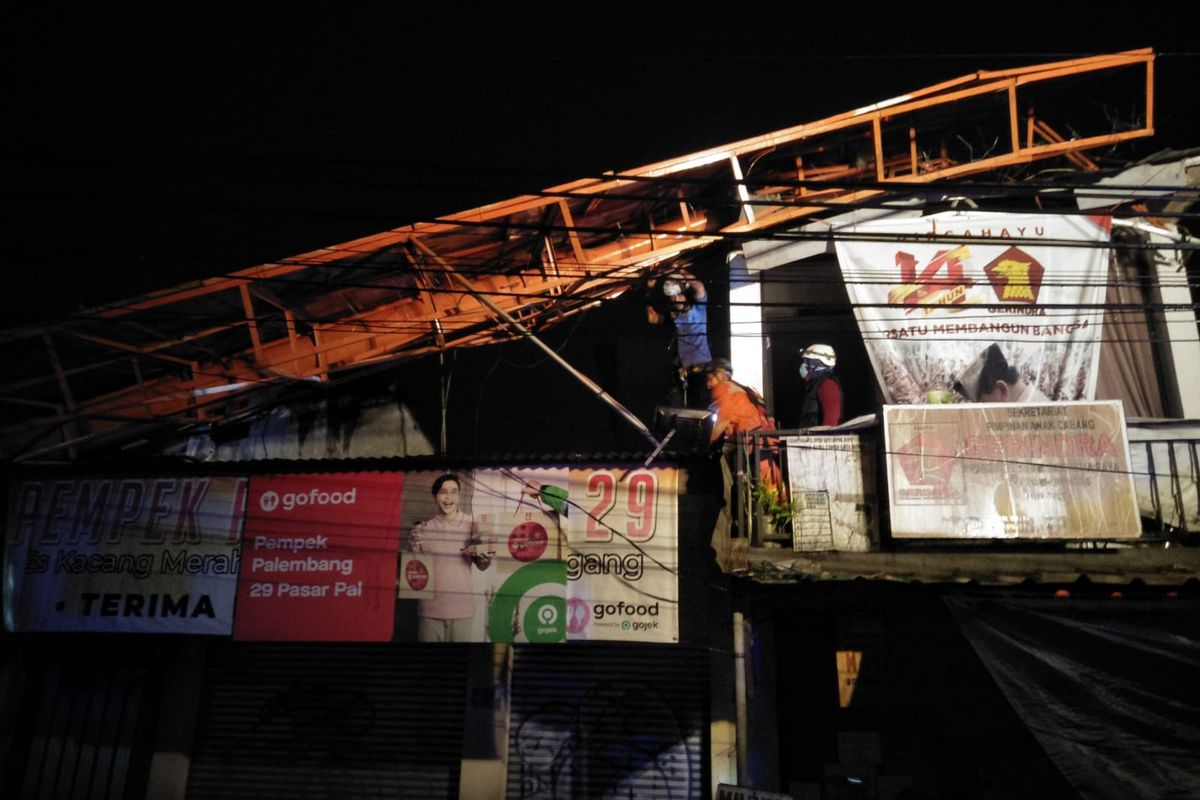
393,467,679,644
5,476,247,633
6,465,679,642
566,467,678,643
834,211,1110,404
884,402,1140,539
475,468,569,643
233,472,403,641
394,470,502,643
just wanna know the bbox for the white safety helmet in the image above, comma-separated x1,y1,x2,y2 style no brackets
801,344,836,367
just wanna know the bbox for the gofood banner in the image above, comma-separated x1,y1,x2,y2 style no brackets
883,401,1139,539
5,477,247,633
233,473,404,641
393,468,679,644
5,467,680,642
565,467,678,642
834,212,1110,404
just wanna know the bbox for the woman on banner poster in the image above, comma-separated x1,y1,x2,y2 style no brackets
409,473,494,642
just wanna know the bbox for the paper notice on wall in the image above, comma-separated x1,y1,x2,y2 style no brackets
794,490,834,551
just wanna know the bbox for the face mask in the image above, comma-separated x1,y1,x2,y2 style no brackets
799,364,810,380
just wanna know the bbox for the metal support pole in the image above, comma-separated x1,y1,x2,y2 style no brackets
733,611,749,784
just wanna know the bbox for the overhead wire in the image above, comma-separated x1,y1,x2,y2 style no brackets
8,148,1198,314
10,224,1195,334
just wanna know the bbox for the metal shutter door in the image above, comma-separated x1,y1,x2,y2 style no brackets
186,643,469,800
506,644,708,800
8,652,154,800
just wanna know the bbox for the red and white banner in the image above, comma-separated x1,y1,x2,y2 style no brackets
565,467,678,643
834,212,1110,404
883,402,1139,539
234,472,403,641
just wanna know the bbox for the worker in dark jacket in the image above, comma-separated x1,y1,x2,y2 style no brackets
798,344,842,427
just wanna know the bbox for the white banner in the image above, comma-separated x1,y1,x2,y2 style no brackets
883,402,1140,539
834,212,1110,404
566,467,678,643
784,435,875,552
5,477,247,633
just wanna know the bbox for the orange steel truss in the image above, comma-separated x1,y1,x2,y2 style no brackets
1,49,1155,460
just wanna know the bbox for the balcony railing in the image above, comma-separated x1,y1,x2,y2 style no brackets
733,421,1200,550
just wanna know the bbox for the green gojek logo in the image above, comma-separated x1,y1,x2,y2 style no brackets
487,560,567,643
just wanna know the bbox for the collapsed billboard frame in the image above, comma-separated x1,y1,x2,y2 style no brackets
1,50,1155,460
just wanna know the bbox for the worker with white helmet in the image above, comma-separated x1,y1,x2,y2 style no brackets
647,267,712,407
798,344,842,427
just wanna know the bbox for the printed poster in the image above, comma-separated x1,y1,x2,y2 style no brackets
784,435,875,552
835,211,1110,404
234,472,403,641
394,470,507,643
884,402,1140,539
5,476,247,633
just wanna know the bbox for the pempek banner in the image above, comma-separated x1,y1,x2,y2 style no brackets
233,472,403,641
5,476,248,633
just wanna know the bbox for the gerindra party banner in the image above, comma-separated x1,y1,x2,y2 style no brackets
5,477,247,633
834,212,1110,404
234,472,403,641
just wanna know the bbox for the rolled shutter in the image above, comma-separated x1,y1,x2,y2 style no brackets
186,643,470,800
506,644,709,800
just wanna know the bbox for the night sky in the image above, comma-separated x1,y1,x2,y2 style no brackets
5,7,1198,327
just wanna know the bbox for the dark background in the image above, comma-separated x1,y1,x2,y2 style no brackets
5,6,1198,327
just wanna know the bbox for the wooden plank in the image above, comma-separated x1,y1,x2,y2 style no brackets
42,333,76,412
872,116,884,181
1008,81,1020,155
